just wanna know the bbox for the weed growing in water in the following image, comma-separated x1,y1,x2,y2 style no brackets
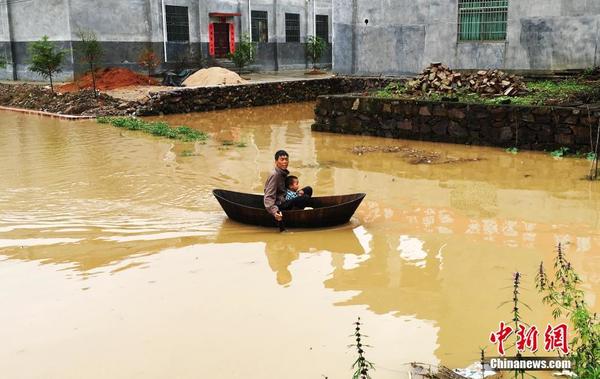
480,348,486,379
550,147,569,159
587,119,600,180
181,150,200,157
492,272,532,378
350,317,374,379
506,147,519,154
511,272,528,379
97,117,208,142
536,244,600,378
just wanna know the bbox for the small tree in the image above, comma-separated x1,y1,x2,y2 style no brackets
76,29,103,97
305,36,326,70
228,34,256,73
28,35,66,93
138,47,161,76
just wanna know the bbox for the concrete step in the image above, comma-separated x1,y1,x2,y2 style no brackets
213,58,237,70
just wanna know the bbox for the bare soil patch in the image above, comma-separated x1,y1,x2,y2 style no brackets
0,83,134,116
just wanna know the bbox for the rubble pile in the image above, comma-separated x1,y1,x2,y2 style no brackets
406,63,464,94
406,63,528,97
467,69,528,96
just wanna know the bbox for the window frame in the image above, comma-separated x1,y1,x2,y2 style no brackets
251,10,269,43
165,5,190,42
315,15,329,43
457,0,508,42
285,13,301,43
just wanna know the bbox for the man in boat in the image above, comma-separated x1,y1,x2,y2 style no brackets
264,150,312,222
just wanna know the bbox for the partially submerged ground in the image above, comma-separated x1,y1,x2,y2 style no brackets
351,145,483,165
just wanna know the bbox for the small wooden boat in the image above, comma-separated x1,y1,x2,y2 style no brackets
213,189,366,228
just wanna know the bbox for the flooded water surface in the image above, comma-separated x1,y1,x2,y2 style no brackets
1,103,599,378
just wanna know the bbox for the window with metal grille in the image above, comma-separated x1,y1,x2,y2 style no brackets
285,13,300,42
166,5,190,42
316,15,329,42
251,11,268,43
458,0,508,41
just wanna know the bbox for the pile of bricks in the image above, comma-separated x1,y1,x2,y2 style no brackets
406,63,464,94
467,69,528,96
406,63,528,97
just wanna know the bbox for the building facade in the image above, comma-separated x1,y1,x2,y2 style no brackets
0,0,332,81
334,0,600,75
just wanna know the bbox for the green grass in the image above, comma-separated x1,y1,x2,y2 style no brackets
521,80,592,105
97,117,208,142
375,82,406,98
375,80,595,106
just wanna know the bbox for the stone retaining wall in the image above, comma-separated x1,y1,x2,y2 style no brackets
134,77,395,116
312,95,600,152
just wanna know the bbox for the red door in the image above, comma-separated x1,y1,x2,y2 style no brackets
213,23,230,57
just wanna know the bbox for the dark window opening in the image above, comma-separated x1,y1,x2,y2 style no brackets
166,5,190,42
251,11,268,43
285,13,300,42
316,15,329,42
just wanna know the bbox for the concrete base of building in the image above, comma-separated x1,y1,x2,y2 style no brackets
0,40,332,82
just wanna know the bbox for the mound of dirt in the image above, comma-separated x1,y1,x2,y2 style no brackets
183,67,248,87
59,67,158,92
0,83,135,116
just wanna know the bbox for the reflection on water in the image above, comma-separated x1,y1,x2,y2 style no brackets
215,219,365,286
0,104,599,378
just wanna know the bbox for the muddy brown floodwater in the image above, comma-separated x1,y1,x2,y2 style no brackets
0,103,599,378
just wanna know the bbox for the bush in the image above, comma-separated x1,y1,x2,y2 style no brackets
305,36,326,70
228,34,256,73
138,48,161,76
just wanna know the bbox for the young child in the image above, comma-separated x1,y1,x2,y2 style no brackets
285,175,302,201
281,175,313,210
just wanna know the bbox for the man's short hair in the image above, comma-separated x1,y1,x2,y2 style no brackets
275,150,289,160
285,175,298,188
